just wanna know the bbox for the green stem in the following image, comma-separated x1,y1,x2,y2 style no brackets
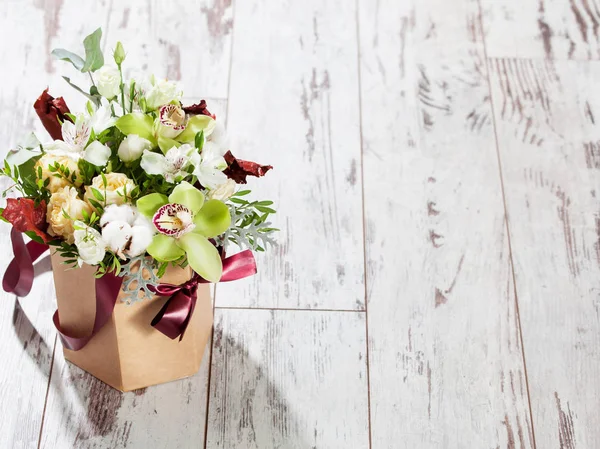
118,63,126,114
88,72,96,87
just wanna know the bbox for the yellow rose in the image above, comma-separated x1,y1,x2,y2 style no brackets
47,186,92,244
35,154,82,194
84,173,136,208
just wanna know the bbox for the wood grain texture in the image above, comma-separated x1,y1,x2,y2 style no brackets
358,0,535,447
489,58,600,449
481,0,600,60
206,308,369,449
215,0,365,310
104,0,233,99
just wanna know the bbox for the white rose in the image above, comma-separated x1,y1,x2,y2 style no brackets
145,76,182,110
83,140,111,166
207,179,236,201
100,204,155,258
73,221,106,266
96,66,121,99
118,134,152,162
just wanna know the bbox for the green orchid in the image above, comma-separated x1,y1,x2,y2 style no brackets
136,181,231,282
116,105,216,154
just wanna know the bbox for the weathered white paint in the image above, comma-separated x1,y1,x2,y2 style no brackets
358,0,534,447
215,0,365,310
481,0,600,60
489,57,600,449
206,308,369,449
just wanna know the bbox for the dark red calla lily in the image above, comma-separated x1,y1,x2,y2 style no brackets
2,198,51,243
33,89,71,141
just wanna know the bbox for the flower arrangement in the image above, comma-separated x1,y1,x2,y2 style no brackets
1,28,276,302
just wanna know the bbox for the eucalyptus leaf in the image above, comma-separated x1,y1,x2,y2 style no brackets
81,28,104,72
63,76,101,106
51,48,85,70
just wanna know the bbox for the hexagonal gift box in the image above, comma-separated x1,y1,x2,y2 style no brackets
50,253,213,392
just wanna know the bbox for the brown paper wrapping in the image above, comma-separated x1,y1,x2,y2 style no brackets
50,253,213,392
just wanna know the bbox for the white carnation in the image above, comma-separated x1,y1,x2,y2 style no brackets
96,66,121,99
118,134,152,162
73,221,106,266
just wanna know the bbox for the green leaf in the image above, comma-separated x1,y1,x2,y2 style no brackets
90,187,104,201
233,190,251,196
62,76,101,106
168,181,205,213
193,200,231,238
147,234,185,262
255,205,276,214
51,48,85,70
177,233,223,282
176,115,215,143
81,28,104,72
136,193,168,217
116,113,155,143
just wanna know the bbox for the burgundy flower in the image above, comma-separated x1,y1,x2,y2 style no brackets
2,198,51,243
223,151,273,184
182,99,215,119
33,89,72,141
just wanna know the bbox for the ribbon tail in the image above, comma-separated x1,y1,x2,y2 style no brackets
3,228,49,296
151,289,196,340
54,271,123,351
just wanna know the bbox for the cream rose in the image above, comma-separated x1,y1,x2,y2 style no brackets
35,154,82,194
84,173,136,207
47,187,92,244
207,179,236,201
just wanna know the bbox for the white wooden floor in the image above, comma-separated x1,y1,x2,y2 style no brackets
1,0,599,448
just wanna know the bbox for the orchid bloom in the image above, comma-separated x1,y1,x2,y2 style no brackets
44,115,111,167
88,99,117,134
136,181,231,282
140,144,199,183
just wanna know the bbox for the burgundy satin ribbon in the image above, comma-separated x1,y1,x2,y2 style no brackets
3,229,123,351
150,250,257,340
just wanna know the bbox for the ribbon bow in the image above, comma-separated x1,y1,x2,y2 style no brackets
150,250,257,340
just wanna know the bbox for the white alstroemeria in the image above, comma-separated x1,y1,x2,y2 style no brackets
73,221,106,266
140,144,198,183
88,99,117,134
43,116,111,167
193,142,227,189
96,65,121,99
144,75,182,110
207,178,236,201
83,140,111,166
118,134,152,162
100,204,155,258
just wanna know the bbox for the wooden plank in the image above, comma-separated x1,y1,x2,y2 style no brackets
215,0,364,310
481,0,600,60
206,308,369,449
358,0,535,447
488,57,600,449
104,0,233,99
38,98,227,448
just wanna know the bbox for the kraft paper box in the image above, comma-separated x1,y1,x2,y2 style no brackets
50,253,213,392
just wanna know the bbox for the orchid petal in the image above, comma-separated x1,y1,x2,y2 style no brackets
116,113,155,143
136,193,168,218
177,233,222,282
168,181,205,213
146,234,185,261
157,135,181,154
193,199,231,238
176,115,216,143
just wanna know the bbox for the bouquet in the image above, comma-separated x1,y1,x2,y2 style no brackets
1,28,276,303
